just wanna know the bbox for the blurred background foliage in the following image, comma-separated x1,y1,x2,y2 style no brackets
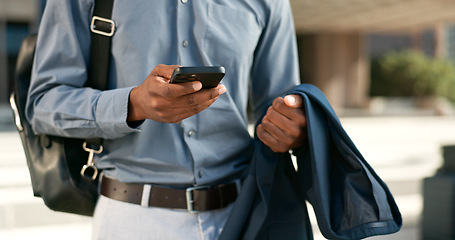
370,50,455,102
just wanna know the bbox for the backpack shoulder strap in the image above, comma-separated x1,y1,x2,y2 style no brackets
83,0,115,153
87,0,115,90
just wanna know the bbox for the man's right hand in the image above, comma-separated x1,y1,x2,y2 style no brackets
127,64,226,123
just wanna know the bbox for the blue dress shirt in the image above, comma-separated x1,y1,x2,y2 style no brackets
26,0,300,186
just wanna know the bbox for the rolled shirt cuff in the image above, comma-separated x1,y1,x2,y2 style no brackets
95,87,142,139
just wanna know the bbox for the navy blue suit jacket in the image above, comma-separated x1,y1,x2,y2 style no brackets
219,84,402,240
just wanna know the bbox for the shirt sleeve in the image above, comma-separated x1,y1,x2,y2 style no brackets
249,0,301,119
26,0,141,139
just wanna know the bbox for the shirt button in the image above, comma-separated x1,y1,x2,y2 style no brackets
198,170,203,178
181,0,188,3
188,129,195,137
182,40,189,48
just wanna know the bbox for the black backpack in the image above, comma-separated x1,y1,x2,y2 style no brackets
9,0,115,216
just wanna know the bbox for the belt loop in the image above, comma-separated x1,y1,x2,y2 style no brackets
141,184,152,207
98,172,105,194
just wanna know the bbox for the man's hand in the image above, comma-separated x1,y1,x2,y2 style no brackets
128,64,226,123
256,95,307,152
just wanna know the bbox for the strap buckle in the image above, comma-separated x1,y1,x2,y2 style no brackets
80,142,103,180
90,16,116,37
186,185,209,214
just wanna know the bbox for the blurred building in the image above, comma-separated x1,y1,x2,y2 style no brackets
0,0,42,103
292,0,455,109
1,0,455,110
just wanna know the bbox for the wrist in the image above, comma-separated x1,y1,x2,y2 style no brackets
127,87,145,122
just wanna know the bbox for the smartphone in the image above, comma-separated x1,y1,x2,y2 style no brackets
170,66,225,89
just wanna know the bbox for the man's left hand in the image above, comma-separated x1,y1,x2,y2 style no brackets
256,94,306,153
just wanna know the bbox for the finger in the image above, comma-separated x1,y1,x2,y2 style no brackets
151,64,181,80
256,124,287,153
161,80,203,98
272,98,306,126
261,114,295,146
272,98,292,119
163,95,222,123
256,124,279,147
260,119,305,151
155,85,226,122
264,103,307,150
265,107,301,138
168,84,226,107
144,66,202,98
284,94,303,108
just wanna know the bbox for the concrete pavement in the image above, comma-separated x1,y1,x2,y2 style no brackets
1,103,455,239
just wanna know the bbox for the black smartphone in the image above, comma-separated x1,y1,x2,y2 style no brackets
170,66,225,89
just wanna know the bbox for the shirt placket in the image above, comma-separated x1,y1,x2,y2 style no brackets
177,0,192,65
177,0,204,184
181,116,205,185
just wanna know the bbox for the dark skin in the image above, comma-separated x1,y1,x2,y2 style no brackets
256,95,306,152
128,64,307,152
128,64,226,123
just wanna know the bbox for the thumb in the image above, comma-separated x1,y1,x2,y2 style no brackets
284,94,303,108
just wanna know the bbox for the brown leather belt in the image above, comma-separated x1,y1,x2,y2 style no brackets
100,176,238,213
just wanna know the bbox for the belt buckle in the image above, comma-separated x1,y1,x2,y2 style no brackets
186,185,209,214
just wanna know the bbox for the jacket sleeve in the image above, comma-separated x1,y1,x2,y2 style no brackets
291,84,402,240
26,0,140,139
